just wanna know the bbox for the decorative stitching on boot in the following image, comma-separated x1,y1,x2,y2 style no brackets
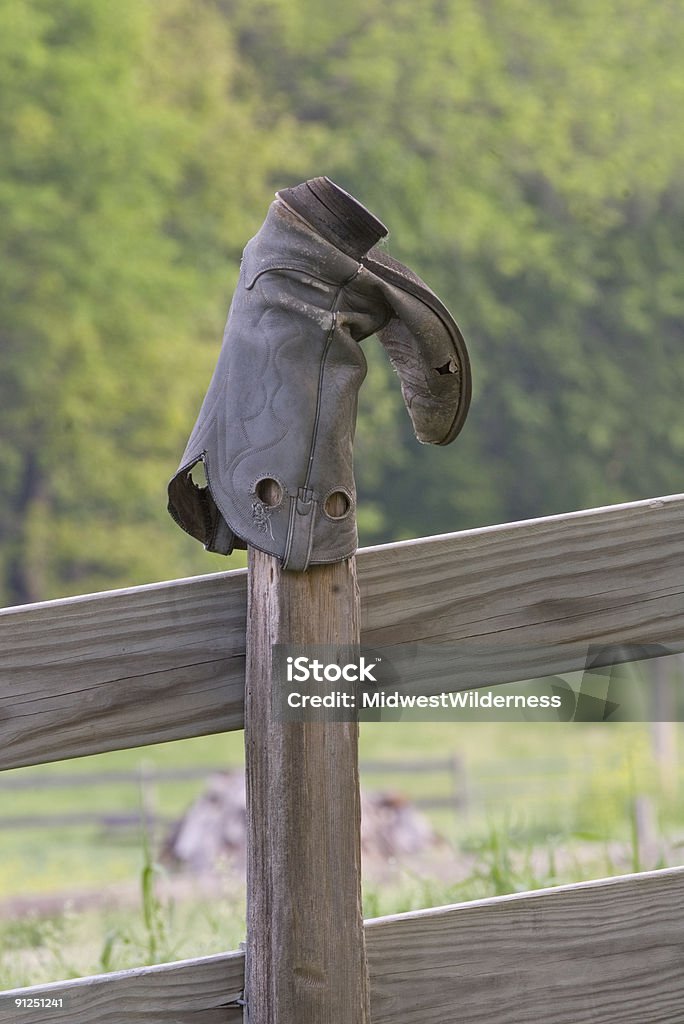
251,500,275,539
245,264,352,291
249,474,285,540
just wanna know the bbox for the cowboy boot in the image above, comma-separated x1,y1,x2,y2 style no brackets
168,177,470,570
279,178,471,446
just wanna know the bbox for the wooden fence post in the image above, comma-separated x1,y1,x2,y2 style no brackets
244,541,370,1023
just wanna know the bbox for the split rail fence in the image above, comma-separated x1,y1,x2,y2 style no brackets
1,492,684,1022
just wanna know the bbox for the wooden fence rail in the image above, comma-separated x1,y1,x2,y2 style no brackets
1,867,683,1024
2,492,684,1021
2,492,684,771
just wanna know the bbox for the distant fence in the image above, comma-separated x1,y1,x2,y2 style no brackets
2,750,664,834
0,758,467,833
1,492,684,1022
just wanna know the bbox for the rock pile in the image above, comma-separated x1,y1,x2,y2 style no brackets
162,770,445,875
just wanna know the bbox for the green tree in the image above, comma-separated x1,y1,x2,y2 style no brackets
4,0,684,603
227,0,684,539
0,0,307,603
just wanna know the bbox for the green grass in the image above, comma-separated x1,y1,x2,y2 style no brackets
0,732,246,895
0,720,662,894
0,878,248,990
0,720,675,896
0,720,682,989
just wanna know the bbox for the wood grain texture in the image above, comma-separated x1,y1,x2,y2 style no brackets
0,950,244,1024
0,571,247,769
359,493,684,689
4,868,684,1024
365,866,684,1024
1,493,683,768
244,548,369,1024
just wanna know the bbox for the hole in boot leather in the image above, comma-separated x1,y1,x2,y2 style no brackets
324,490,351,519
255,478,283,507
435,360,457,375
189,461,208,488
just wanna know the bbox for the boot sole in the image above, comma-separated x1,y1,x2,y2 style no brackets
362,247,472,445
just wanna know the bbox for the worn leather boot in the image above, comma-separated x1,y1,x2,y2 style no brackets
168,177,470,570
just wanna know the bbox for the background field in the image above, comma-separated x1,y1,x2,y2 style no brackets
3,0,684,996
1,714,681,989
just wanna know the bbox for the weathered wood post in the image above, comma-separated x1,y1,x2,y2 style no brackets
165,175,470,1023
244,491,369,1023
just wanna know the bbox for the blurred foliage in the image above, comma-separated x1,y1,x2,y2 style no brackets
1,0,684,602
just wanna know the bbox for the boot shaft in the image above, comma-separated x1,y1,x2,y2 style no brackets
168,180,470,570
